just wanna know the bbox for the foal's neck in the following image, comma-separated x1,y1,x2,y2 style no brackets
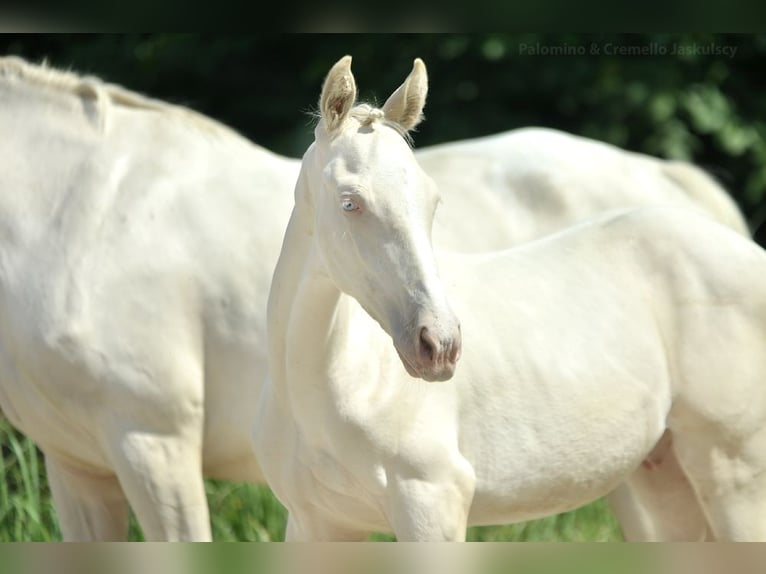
267,195,344,386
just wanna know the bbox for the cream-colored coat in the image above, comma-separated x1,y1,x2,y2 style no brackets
0,57,297,540
0,55,749,540
254,56,766,542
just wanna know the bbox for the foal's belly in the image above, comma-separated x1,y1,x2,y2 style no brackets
467,435,659,527
469,410,665,525
463,374,670,527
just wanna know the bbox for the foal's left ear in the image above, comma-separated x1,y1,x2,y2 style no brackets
319,55,357,133
382,58,428,132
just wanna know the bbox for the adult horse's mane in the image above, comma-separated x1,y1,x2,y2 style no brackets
0,56,240,139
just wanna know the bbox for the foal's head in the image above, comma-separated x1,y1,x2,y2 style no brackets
308,55,461,382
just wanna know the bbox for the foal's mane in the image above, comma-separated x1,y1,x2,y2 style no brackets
0,56,237,138
311,102,414,147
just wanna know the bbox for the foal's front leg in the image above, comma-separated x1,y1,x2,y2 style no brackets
388,457,476,541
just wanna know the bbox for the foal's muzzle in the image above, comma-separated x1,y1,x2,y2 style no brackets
398,321,462,382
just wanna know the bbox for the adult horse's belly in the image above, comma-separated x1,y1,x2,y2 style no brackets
0,337,117,471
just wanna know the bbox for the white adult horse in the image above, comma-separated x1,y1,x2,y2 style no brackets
419,127,748,252
0,56,298,540
253,55,766,542
0,55,748,541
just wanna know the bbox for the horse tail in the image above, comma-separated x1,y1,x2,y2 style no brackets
661,160,750,237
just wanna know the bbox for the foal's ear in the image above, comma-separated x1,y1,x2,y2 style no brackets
319,55,357,133
382,58,428,132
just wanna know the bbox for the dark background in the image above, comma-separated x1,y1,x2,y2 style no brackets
2,33,765,244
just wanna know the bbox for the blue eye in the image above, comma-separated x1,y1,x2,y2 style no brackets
341,199,359,212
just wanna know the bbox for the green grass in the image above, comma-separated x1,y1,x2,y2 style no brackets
0,420,60,542
0,420,622,541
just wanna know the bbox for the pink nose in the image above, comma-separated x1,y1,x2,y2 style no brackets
417,325,462,380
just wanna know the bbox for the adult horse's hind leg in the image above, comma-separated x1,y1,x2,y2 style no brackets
607,430,712,541
46,454,130,541
108,429,212,541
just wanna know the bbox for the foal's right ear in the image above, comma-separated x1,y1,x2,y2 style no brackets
319,55,357,133
381,58,428,132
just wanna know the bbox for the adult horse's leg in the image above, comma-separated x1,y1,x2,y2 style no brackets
108,427,211,541
607,431,713,541
46,454,130,541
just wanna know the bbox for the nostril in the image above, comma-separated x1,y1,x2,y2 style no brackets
419,326,436,363
453,325,462,362
449,342,461,364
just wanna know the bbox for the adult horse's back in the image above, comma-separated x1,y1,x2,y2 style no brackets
0,57,297,540
420,127,748,252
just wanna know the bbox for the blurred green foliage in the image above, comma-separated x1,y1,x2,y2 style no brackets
1,34,764,242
